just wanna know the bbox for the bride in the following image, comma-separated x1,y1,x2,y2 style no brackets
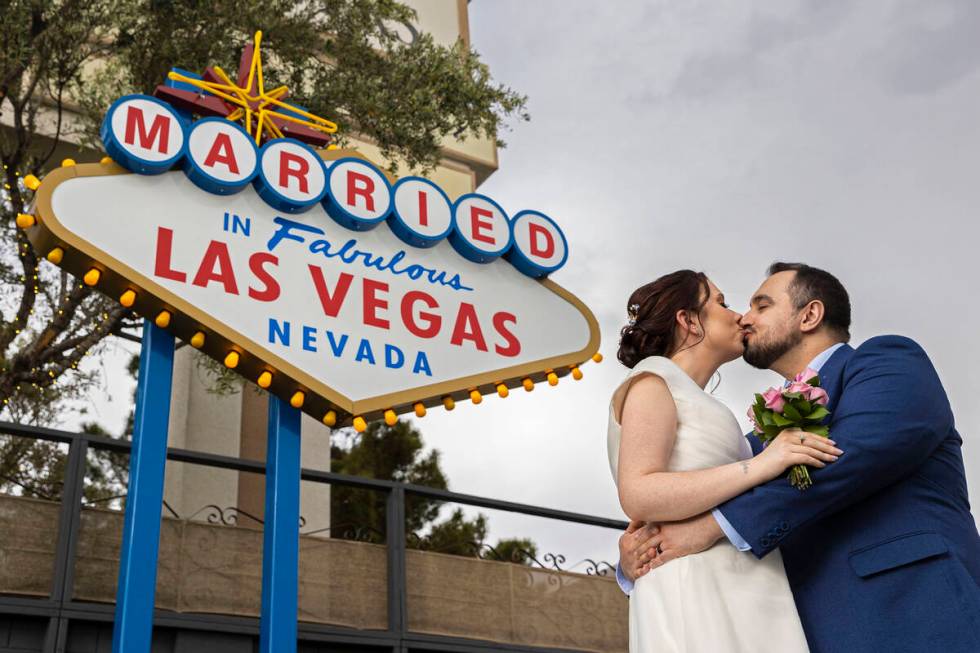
608,270,842,653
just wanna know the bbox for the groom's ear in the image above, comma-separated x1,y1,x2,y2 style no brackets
799,299,826,333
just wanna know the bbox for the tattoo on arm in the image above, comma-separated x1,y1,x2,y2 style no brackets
741,461,749,475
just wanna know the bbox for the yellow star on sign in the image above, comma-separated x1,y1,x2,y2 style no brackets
166,31,338,146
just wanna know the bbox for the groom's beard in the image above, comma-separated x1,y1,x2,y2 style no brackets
742,328,803,370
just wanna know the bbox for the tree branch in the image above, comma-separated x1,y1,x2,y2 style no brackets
0,219,39,357
22,281,90,360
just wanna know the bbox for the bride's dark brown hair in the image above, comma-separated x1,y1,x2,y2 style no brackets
617,270,710,369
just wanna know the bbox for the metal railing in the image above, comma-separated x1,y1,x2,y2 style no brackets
0,420,628,653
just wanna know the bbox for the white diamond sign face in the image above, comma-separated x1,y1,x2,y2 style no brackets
28,153,600,426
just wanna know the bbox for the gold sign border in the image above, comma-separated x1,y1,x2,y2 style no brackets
27,150,601,426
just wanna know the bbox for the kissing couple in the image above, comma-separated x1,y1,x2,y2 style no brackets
607,262,980,653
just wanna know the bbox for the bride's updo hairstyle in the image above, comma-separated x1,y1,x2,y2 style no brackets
617,270,710,369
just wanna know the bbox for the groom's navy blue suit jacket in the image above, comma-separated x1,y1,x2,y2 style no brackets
717,336,980,653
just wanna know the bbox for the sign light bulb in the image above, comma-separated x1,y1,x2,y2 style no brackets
83,268,101,286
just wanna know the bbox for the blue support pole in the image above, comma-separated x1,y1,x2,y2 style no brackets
112,320,175,653
259,396,302,653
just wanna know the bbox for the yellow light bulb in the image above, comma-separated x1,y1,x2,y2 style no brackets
16,213,35,229
571,365,583,380
23,174,41,191
443,396,455,411
470,389,483,404
496,383,508,398
155,310,171,328
257,371,272,388
322,410,337,427
82,268,101,286
547,371,559,386
414,402,426,417
119,289,136,307
353,416,367,432
592,352,603,363
384,409,397,426
61,158,76,167
190,331,206,348
224,351,240,368
522,378,534,392
46,248,64,264
290,391,305,408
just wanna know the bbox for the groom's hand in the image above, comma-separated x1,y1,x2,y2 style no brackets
647,511,725,570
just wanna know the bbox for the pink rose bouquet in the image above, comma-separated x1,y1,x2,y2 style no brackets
748,367,832,490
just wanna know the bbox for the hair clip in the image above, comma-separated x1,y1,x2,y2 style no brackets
627,303,640,326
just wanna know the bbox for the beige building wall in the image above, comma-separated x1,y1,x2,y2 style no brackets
163,347,244,521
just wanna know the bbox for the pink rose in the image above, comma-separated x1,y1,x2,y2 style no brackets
762,387,786,413
807,386,829,406
787,381,812,396
794,367,820,384
747,406,762,432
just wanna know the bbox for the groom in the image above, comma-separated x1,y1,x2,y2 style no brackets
616,262,980,653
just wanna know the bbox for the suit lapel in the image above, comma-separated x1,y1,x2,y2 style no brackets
817,343,853,413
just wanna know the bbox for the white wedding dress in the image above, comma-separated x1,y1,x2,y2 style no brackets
608,356,809,653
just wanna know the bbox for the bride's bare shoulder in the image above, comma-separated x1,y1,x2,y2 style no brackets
612,370,673,424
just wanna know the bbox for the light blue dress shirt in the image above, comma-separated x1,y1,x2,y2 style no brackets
616,342,845,595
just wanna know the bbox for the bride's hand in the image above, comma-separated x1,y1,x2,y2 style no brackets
753,429,843,482
619,520,658,583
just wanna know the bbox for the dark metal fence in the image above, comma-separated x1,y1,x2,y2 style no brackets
0,421,627,653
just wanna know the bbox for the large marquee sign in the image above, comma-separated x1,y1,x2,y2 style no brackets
21,33,600,431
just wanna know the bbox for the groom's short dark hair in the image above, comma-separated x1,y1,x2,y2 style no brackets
767,262,851,341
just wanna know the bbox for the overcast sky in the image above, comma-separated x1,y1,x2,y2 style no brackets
79,0,979,572
406,0,980,568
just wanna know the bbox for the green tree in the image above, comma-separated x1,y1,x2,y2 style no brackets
0,0,528,424
420,509,489,556
0,351,132,504
489,537,540,566
331,419,537,560
0,420,127,504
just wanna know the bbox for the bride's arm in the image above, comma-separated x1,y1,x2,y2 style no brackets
617,375,841,523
